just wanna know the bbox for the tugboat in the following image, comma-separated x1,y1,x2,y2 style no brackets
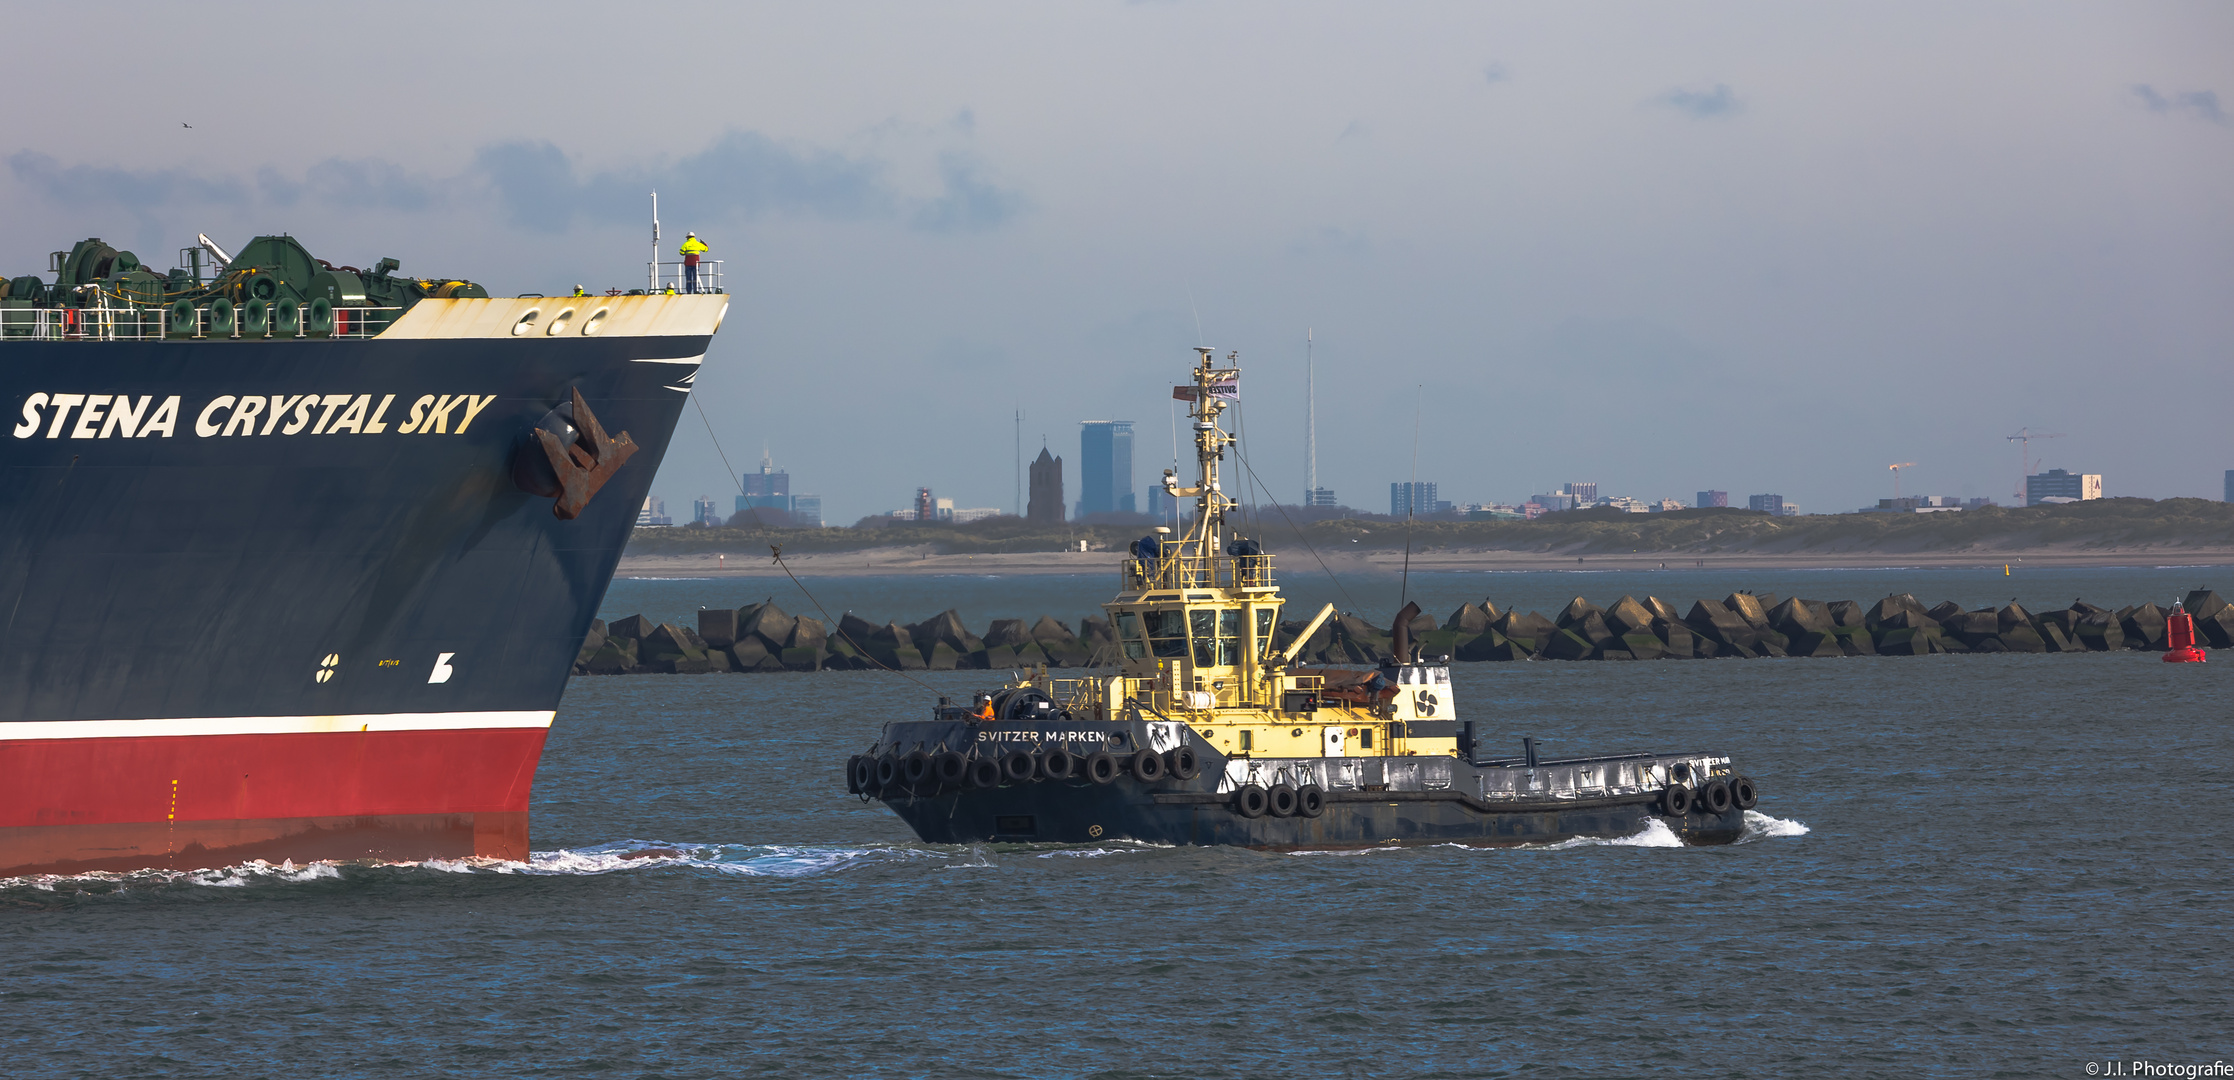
843,348,1763,849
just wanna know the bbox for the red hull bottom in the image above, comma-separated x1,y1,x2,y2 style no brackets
0,811,528,877
1,715,552,877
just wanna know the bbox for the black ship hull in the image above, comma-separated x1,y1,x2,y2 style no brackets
852,719,1749,850
1,296,723,875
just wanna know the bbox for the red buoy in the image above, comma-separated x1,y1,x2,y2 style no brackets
2165,603,2207,663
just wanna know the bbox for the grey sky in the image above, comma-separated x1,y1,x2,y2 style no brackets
6,2,2229,522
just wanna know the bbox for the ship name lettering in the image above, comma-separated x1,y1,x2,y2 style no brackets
194,396,236,438
975,729,1110,743
17,392,489,440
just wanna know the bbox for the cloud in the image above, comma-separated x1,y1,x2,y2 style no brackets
9,129,1028,238
1287,226,1371,260
1483,62,1509,86
910,153,1028,233
2132,84,2226,125
11,150,440,217
7,151,249,208
477,131,896,232
1654,83,1742,118
478,130,1024,234
259,159,441,212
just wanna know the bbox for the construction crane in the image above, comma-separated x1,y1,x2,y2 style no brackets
1889,462,1915,501
2006,428,2065,506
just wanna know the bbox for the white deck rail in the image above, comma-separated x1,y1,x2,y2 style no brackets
0,304,403,342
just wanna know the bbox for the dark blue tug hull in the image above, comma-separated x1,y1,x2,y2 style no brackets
854,720,1748,850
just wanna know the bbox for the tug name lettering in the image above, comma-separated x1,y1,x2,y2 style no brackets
977,730,1114,744
13,393,498,440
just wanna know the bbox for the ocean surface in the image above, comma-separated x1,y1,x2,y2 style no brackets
8,566,2232,1078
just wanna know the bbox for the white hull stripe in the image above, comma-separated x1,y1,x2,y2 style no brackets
0,711,556,741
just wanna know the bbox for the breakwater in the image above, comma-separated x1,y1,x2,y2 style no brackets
573,589,2234,674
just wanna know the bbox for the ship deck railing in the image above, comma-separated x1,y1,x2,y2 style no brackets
0,304,404,341
1049,668,1324,719
1121,553,1273,592
647,259,725,295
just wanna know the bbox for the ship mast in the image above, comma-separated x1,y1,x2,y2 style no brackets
1304,329,1316,505
1163,346,1239,559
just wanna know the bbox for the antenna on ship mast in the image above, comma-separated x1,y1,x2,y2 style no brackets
1304,329,1316,507
649,190,661,292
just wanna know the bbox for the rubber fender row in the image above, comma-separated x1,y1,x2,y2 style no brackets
1659,776,1758,817
1231,782,1326,820
847,745,1201,797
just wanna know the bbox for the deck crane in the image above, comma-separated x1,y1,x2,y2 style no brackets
2006,429,2065,506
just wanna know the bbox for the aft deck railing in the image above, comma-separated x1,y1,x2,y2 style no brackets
0,304,403,342
1120,553,1273,592
647,259,725,295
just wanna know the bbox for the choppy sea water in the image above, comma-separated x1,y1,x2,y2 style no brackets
8,568,2233,1078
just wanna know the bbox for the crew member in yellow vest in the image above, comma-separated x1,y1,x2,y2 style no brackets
679,232,709,294
571,285,586,297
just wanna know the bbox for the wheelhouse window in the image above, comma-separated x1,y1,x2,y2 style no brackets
1191,608,1241,666
1255,608,1277,659
1116,611,1146,660
1144,609,1189,658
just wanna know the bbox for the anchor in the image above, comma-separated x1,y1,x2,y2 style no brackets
512,388,637,520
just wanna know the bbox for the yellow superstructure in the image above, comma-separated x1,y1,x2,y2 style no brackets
1011,348,1460,763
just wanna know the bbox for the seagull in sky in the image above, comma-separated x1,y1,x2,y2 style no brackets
181,122,192,129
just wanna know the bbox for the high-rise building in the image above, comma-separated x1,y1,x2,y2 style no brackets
1563,482,1597,502
636,496,671,527
791,495,822,528
1305,487,1337,508
1028,447,1064,524
1697,490,1728,508
2026,469,2102,505
1531,492,1578,512
1747,494,1784,514
1391,481,1439,517
736,450,792,517
915,487,936,522
1078,421,1135,516
691,496,719,526
2225,471,2233,503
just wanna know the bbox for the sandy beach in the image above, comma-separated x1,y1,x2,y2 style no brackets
615,544,2234,578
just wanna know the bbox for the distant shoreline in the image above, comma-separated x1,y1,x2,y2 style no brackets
615,546,2234,578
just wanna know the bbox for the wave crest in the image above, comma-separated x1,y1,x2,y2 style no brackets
1737,809,1810,841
